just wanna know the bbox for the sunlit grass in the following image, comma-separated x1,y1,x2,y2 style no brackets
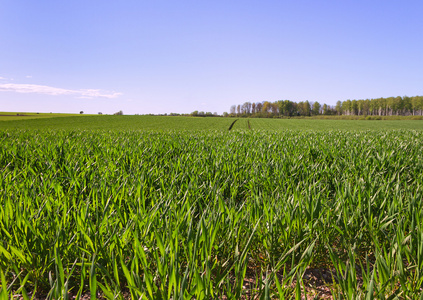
1,115,423,131
1,129,423,298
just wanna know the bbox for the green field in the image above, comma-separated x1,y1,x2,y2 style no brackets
1,114,423,131
1,116,423,299
0,112,97,122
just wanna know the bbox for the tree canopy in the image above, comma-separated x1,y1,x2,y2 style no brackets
225,96,423,117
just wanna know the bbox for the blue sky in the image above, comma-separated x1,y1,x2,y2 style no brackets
1,0,422,115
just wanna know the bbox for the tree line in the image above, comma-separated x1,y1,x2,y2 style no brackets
224,96,423,117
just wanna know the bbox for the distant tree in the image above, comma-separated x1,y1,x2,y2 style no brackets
402,96,412,115
241,102,252,115
312,101,321,115
223,112,229,117
363,100,371,115
262,101,272,116
322,104,328,115
285,100,294,116
277,100,294,117
255,102,263,114
342,100,351,115
230,105,236,116
80,111,84,114
114,110,123,115
412,96,423,115
227,95,423,119
98,112,102,115
270,102,278,116
297,101,311,116
335,101,342,115
191,110,199,116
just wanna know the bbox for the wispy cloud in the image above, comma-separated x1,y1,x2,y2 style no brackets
0,83,122,99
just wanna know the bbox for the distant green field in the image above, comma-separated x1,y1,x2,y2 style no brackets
229,117,423,131
0,112,96,121
0,115,233,130
0,114,422,130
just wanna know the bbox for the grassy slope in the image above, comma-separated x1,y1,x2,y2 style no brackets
1,115,423,131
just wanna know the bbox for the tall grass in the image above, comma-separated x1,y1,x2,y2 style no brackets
1,129,423,298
